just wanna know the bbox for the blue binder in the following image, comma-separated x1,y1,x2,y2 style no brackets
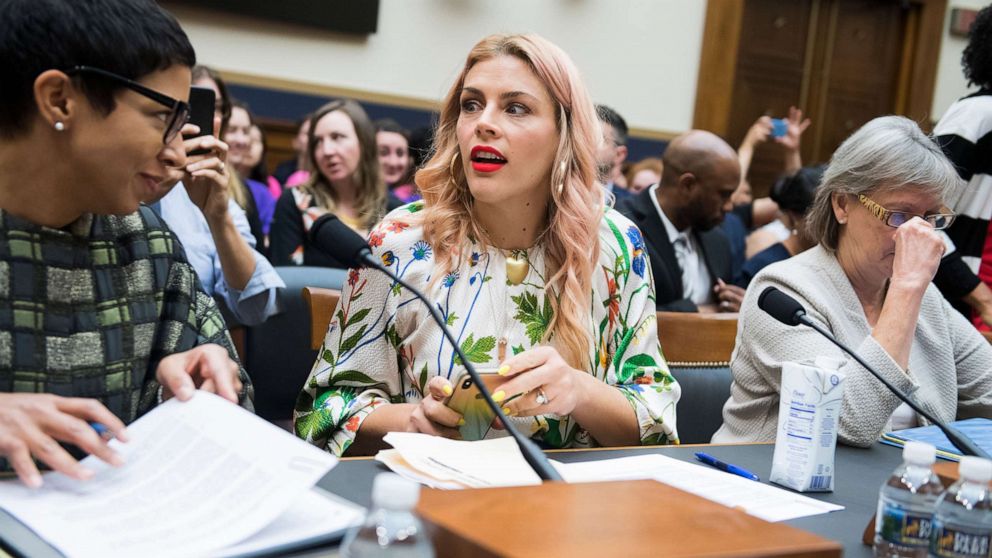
880,418,992,461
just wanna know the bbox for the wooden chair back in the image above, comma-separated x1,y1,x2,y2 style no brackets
303,287,341,350
656,312,738,366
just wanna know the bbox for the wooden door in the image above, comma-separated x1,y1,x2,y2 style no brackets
694,0,946,196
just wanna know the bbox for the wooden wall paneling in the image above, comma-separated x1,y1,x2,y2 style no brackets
811,0,907,163
905,0,949,129
695,0,947,187
255,117,298,179
728,0,812,195
692,0,745,137
894,6,920,116
805,0,839,165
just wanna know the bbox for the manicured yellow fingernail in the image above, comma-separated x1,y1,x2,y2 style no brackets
442,384,453,396
457,418,466,426
502,406,512,416
497,365,511,376
492,390,506,403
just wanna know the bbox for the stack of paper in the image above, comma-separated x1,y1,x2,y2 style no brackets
0,393,364,558
376,433,542,488
377,433,842,522
555,454,842,522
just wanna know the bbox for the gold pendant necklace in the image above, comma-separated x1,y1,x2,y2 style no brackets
505,249,529,286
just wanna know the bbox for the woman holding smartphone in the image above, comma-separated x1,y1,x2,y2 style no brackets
294,34,680,456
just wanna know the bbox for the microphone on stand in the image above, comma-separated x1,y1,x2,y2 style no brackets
757,286,989,459
310,214,563,481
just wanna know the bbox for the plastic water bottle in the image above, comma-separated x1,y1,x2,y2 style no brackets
340,473,435,558
874,441,945,557
929,456,992,558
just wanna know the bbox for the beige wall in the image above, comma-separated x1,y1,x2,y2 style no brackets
933,0,987,121
167,0,706,135
168,0,977,134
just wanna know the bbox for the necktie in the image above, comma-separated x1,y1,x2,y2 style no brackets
673,234,695,300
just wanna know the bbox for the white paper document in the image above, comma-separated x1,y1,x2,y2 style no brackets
217,488,364,558
376,433,841,522
378,433,542,488
554,454,844,522
0,392,362,558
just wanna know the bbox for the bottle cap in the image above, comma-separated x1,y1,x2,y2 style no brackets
903,441,937,466
372,472,421,511
958,457,992,484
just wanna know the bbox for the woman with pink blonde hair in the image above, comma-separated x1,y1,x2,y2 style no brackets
295,34,679,456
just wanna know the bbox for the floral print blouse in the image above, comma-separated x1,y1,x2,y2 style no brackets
294,201,680,456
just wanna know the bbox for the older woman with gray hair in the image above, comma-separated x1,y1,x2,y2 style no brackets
713,115,992,446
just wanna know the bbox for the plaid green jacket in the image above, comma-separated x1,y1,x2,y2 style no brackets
0,205,253,449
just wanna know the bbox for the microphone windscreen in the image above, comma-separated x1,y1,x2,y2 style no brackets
757,286,806,326
309,213,372,269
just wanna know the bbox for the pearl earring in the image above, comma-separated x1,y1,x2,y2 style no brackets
54,121,65,132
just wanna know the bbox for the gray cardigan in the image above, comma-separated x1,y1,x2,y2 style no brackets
712,245,992,446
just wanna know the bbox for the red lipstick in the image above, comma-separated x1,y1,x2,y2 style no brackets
470,145,507,173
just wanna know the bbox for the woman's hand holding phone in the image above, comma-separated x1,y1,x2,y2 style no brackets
407,376,463,439
497,346,590,418
180,123,232,224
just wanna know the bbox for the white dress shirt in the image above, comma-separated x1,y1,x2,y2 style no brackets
649,184,713,305
158,182,284,326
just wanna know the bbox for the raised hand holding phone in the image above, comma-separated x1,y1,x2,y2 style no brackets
185,86,216,155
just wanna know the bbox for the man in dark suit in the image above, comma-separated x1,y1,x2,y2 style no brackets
617,130,744,312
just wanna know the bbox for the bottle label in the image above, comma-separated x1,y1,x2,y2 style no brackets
930,520,991,558
878,501,933,547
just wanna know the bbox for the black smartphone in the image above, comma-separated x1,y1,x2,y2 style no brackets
186,86,216,156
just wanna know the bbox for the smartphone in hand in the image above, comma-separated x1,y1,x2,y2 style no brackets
446,369,510,441
186,86,216,156
771,118,788,138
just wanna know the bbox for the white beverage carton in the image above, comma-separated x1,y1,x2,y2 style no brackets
770,356,846,492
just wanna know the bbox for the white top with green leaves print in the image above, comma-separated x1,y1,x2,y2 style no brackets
294,201,680,456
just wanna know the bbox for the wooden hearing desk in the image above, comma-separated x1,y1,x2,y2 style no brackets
0,442,905,557
319,442,903,557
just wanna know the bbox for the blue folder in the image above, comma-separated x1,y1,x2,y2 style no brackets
879,418,992,461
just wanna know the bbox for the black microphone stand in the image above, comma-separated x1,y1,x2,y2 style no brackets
359,253,563,482
795,313,989,459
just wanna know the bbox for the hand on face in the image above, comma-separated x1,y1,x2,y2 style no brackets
406,376,462,439
156,344,243,405
496,346,587,418
890,217,944,291
0,393,128,487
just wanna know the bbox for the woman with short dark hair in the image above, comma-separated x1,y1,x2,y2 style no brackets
734,165,825,288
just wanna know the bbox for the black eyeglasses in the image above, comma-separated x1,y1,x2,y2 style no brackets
67,65,190,144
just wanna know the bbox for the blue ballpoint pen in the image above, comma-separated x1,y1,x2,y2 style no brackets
89,422,114,441
694,452,760,481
